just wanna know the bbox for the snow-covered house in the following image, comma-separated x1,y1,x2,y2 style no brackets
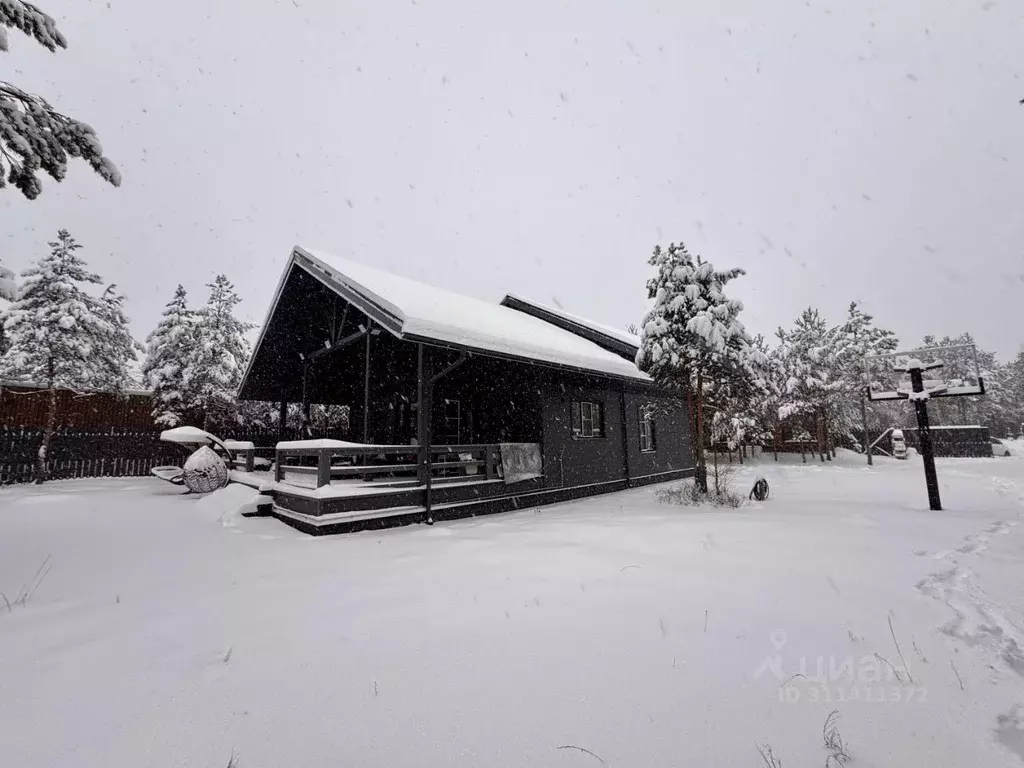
238,247,695,533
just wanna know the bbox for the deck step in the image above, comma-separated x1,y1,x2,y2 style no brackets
272,503,425,527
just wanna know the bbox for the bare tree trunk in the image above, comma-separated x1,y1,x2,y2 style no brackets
773,423,779,462
694,369,707,492
713,441,720,494
817,411,826,462
36,360,58,484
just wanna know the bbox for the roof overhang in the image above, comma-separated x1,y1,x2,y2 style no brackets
238,247,653,401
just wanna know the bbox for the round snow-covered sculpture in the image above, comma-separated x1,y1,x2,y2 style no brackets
182,445,229,493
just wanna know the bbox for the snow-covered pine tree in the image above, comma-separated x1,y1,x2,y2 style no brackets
992,349,1024,438
743,334,787,456
85,284,141,392
636,241,764,490
0,229,110,481
0,258,15,302
833,302,898,451
1,1,120,198
142,285,196,427
0,255,17,355
777,307,864,459
184,275,252,431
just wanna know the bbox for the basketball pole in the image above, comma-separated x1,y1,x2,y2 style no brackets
908,367,942,511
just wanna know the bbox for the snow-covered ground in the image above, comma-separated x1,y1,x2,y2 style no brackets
2,451,1024,767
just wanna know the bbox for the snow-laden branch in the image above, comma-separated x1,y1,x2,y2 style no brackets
1,3,120,199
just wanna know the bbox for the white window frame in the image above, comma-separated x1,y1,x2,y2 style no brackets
639,407,656,452
572,401,604,439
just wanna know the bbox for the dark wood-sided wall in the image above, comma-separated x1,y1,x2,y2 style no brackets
539,374,694,491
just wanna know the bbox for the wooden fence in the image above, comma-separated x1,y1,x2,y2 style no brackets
0,427,354,485
0,384,156,429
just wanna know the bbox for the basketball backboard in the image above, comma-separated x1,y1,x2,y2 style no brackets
864,343,985,402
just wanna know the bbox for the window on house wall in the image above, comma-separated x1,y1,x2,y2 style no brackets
571,401,604,438
639,406,656,452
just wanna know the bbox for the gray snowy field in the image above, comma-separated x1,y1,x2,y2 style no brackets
2,448,1024,767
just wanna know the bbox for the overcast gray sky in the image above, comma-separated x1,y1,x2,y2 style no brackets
2,0,1022,358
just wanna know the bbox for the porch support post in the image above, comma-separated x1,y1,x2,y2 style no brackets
416,343,434,523
300,362,311,437
619,389,633,485
278,398,288,443
363,324,372,444
415,347,468,525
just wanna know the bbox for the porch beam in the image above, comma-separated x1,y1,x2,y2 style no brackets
306,328,367,362
429,351,469,385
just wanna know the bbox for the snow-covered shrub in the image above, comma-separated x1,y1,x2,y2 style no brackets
657,473,743,508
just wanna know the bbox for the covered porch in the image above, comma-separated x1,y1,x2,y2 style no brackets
238,254,546,529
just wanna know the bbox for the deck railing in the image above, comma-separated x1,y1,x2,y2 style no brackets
274,443,502,489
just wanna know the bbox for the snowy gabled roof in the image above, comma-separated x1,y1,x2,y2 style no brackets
286,247,650,381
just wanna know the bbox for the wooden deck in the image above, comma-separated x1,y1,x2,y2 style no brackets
251,441,694,535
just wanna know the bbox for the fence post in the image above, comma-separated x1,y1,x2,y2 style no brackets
274,450,283,483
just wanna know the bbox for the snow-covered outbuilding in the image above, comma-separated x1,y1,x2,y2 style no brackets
238,247,695,533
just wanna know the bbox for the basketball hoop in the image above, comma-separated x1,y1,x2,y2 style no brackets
862,344,987,511
864,344,985,402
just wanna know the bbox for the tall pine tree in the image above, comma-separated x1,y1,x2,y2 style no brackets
86,284,141,392
0,230,124,481
636,242,763,490
835,302,898,449
992,349,1024,437
184,275,252,430
142,285,195,427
